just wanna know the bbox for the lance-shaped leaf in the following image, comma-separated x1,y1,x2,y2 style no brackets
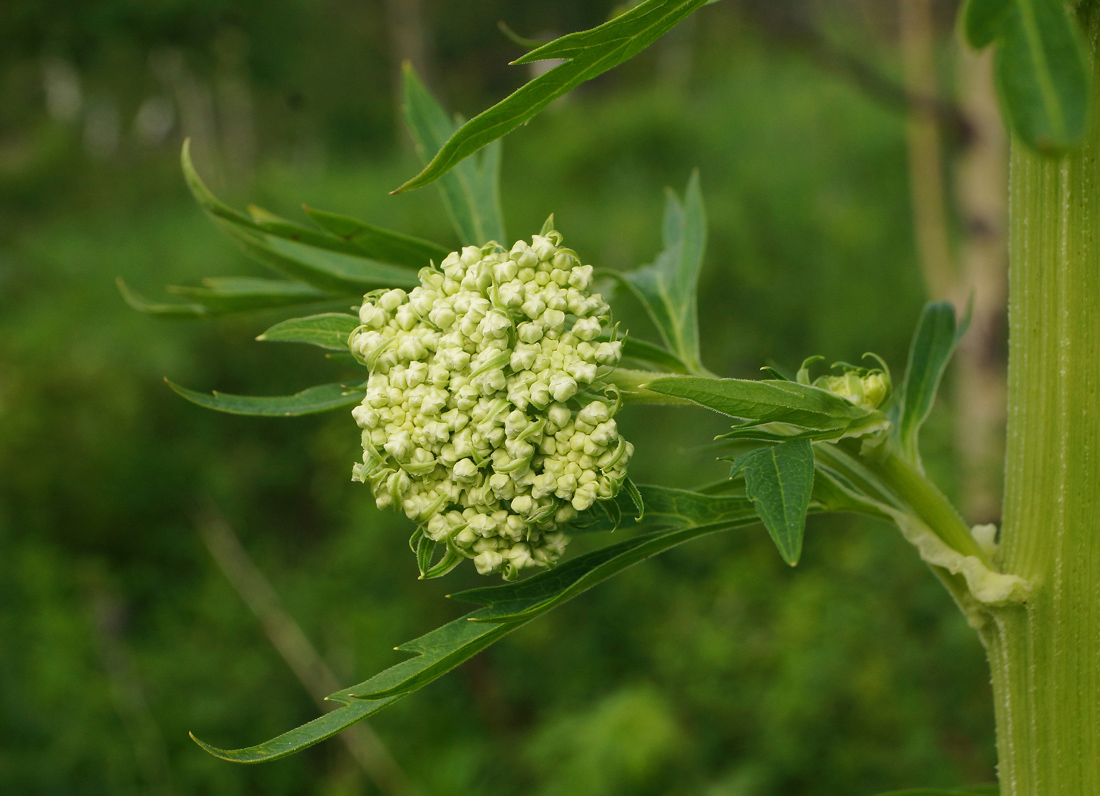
166,277,338,313
120,277,344,319
617,172,708,374
190,486,765,763
730,439,815,565
257,313,360,351
961,0,1089,152
566,483,758,534
612,336,692,373
897,301,968,468
303,206,451,269
181,141,420,293
166,380,365,417
646,376,886,441
395,0,708,194
400,64,505,245
117,278,213,318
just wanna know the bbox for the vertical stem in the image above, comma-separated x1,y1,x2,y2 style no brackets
985,7,1100,794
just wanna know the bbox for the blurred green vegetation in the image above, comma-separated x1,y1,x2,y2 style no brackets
0,2,994,794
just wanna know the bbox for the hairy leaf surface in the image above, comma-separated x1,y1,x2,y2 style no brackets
647,376,874,430
730,439,815,565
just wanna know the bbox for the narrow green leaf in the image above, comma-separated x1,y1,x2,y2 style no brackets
303,206,451,268
618,172,708,374
562,483,759,535
399,65,505,245
613,335,691,373
513,0,698,63
181,140,419,293
117,277,211,318
191,488,759,763
166,380,365,417
624,478,645,521
960,0,1090,152
257,313,359,351
394,0,707,194
963,0,1012,48
898,302,965,467
647,376,874,430
164,277,337,313
731,439,814,565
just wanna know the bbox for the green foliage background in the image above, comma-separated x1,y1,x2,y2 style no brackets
0,1,996,793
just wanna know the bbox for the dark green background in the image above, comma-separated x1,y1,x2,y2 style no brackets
0,1,995,794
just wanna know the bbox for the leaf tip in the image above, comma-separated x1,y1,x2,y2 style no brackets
188,731,228,759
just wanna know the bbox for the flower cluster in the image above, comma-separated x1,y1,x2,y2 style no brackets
349,229,633,579
815,369,889,411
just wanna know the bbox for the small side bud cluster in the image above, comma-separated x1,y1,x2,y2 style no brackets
816,370,888,411
349,229,633,579
798,355,891,411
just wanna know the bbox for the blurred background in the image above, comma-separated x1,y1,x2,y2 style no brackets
0,1,1010,794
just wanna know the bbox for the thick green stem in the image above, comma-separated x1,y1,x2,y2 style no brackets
862,447,989,563
984,7,1100,793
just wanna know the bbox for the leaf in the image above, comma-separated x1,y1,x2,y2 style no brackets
564,483,758,535
646,376,882,437
613,336,692,373
117,277,211,318
163,277,336,313
897,302,967,467
963,0,1011,48
190,486,761,763
303,206,451,269
961,0,1089,152
399,64,505,245
166,380,365,417
618,172,708,374
181,140,420,293
257,313,360,351
394,0,708,193
730,439,815,565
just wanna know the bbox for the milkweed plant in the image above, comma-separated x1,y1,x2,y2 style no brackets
121,1,1100,794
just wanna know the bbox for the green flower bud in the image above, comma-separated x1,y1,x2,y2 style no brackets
349,227,633,579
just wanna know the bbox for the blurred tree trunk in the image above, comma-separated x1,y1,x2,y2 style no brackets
899,0,955,301
385,0,433,91
952,48,1007,525
898,0,1007,523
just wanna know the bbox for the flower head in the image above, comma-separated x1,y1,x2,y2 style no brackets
349,228,632,579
